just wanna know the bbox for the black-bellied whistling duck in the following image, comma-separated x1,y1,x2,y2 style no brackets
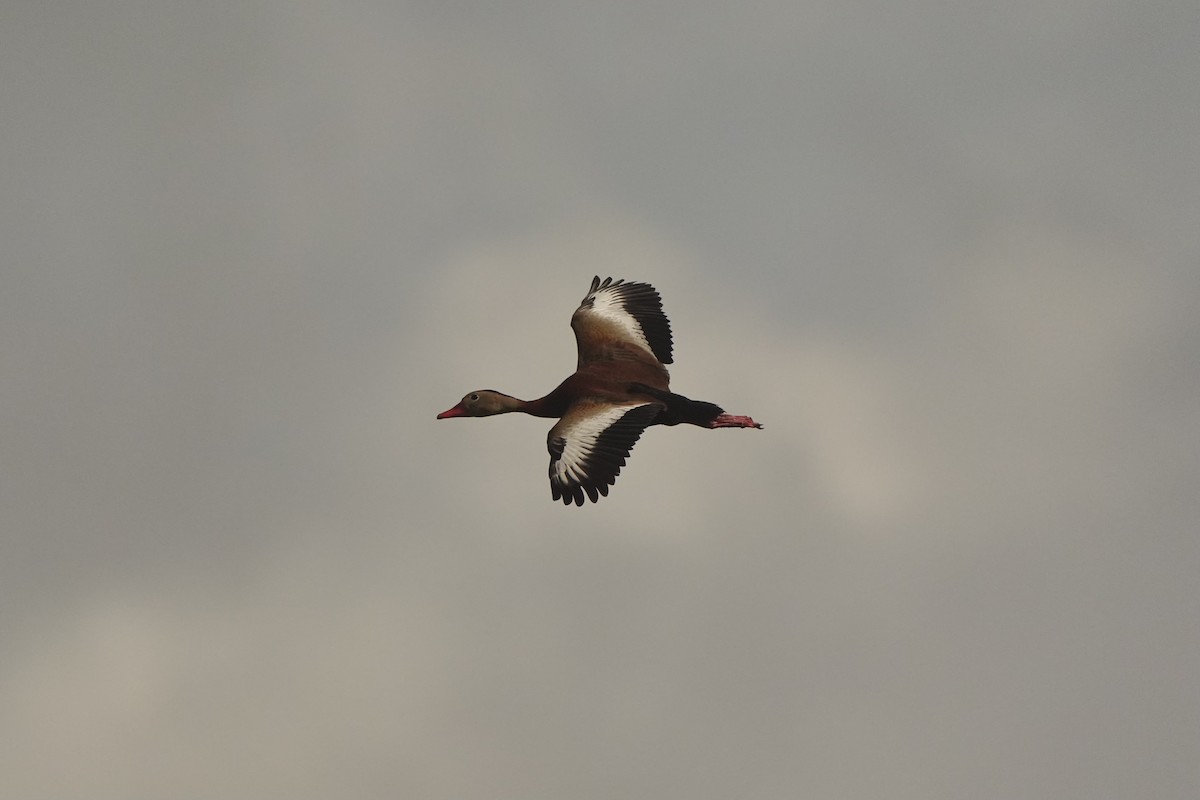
437,276,762,505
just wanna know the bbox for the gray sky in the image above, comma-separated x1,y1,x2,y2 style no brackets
3,2,1198,798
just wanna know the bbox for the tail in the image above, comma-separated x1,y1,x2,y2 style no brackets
629,383,762,429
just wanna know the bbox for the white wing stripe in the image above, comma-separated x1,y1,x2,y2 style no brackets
551,403,648,487
587,291,654,354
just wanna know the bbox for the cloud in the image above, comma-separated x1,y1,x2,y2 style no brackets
3,3,1198,798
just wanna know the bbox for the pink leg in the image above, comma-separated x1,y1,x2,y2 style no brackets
708,414,763,429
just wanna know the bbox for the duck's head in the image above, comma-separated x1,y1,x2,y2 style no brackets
436,390,517,419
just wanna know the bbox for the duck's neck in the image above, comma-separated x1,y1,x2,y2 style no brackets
513,393,560,418
495,376,574,418
496,389,565,418
480,392,548,418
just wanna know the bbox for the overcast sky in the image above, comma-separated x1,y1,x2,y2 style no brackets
2,2,1198,798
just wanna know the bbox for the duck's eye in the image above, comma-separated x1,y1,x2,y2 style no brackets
469,393,480,402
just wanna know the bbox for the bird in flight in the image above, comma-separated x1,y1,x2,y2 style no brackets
437,276,762,505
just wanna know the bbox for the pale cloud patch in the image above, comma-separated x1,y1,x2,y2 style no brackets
787,342,935,529
0,542,474,797
0,600,173,794
959,228,1172,381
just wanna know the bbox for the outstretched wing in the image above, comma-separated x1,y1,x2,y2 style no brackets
571,276,674,369
547,401,662,506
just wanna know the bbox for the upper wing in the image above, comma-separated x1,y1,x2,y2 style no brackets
547,400,662,506
571,276,674,369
